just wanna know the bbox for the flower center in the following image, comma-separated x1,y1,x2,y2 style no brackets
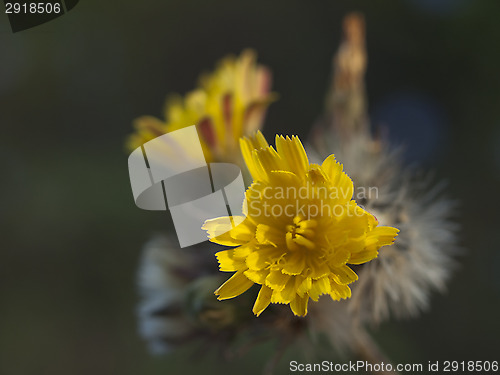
285,216,318,251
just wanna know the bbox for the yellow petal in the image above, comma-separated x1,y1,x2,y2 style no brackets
202,217,238,244
349,226,399,264
265,270,291,291
290,295,309,317
275,135,309,176
270,288,286,304
215,248,250,272
348,249,379,265
230,220,257,242
202,217,254,246
257,146,282,169
246,246,282,270
296,277,312,297
275,276,299,304
321,154,354,203
250,146,282,181
253,285,273,316
127,116,167,150
215,271,254,300
267,170,302,188
293,234,315,250
240,132,269,180
309,276,331,301
329,281,352,300
328,246,351,267
282,251,306,275
305,165,329,186
308,257,331,279
365,226,400,251
244,269,268,284
330,265,358,285
286,232,300,251
253,131,269,149
255,224,284,246
339,237,365,261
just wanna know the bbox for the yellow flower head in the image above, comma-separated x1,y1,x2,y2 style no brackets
202,132,399,317
127,50,275,164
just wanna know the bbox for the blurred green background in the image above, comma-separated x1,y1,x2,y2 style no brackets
1,0,499,374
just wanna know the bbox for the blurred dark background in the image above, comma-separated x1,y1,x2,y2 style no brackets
1,1,499,374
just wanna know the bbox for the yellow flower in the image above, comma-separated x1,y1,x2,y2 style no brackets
202,132,399,317
127,50,275,164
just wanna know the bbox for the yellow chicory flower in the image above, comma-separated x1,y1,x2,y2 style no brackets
202,132,399,317
127,50,275,164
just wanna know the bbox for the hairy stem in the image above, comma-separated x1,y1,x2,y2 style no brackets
353,328,400,375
